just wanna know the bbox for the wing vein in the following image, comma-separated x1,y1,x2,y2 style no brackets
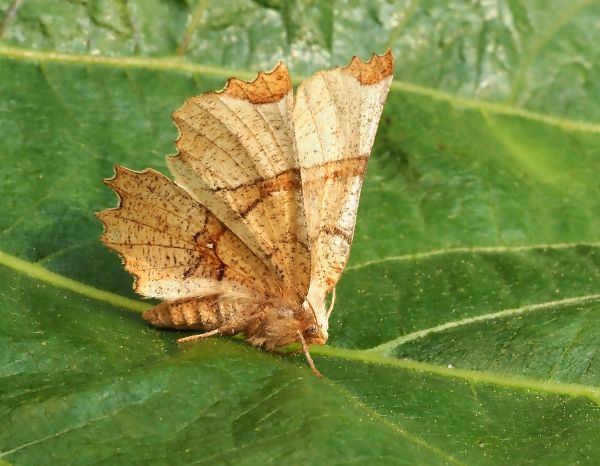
219,89,301,295
104,215,196,244
183,106,255,187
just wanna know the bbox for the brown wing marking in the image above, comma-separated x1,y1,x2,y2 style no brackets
293,51,394,326
96,166,280,300
219,62,291,104
342,49,394,85
167,63,310,302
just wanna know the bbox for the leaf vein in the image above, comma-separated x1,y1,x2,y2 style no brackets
1,44,599,133
369,293,600,354
346,242,600,271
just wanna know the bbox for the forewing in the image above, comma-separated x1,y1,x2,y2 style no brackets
293,51,394,315
96,166,280,301
167,64,310,303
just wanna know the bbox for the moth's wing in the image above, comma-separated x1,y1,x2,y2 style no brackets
293,51,393,322
96,166,281,301
167,64,310,303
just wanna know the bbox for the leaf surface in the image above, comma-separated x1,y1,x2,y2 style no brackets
1,1,600,465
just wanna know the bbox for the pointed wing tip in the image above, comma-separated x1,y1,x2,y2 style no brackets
95,211,110,242
102,166,118,187
342,50,394,85
96,197,121,240
177,61,292,107
220,60,291,100
380,48,394,68
103,164,135,187
94,210,108,221
95,213,116,255
100,165,158,216
95,230,144,294
100,167,126,216
104,165,163,185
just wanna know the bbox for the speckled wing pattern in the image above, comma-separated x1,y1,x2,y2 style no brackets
167,64,310,303
294,51,394,330
97,51,393,342
97,167,280,301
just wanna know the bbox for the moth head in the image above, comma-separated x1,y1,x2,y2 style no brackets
301,299,328,345
301,323,326,345
280,304,326,344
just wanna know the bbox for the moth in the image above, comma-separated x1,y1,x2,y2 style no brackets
97,51,393,376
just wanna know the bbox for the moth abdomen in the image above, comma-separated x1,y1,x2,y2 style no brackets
143,297,232,331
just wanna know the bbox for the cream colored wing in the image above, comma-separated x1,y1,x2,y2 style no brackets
167,64,310,303
96,166,281,301
293,51,394,325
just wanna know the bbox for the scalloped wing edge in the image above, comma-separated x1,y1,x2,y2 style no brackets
95,165,153,293
96,166,260,300
341,49,394,85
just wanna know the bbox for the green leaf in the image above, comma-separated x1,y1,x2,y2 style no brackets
2,1,600,464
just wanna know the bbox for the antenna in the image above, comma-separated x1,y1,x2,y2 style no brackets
326,287,336,318
304,298,319,326
297,330,322,378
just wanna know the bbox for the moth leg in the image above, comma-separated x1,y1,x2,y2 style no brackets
176,326,231,344
326,287,337,318
177,310,266,345
297,331,322,378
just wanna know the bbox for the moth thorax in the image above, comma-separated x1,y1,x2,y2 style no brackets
275,305,304,321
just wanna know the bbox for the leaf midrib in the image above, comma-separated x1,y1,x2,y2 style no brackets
1,43,599,134
2,249,599,402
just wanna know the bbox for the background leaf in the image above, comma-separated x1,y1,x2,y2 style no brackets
2,1,600,464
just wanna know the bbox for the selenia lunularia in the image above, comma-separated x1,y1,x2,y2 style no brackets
97,51,393,376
